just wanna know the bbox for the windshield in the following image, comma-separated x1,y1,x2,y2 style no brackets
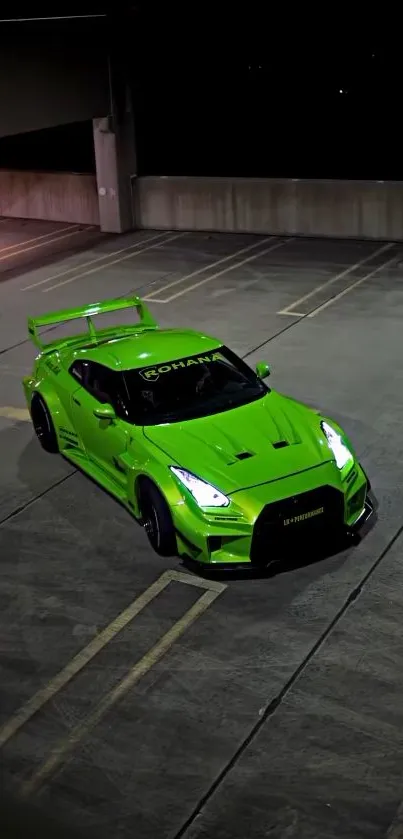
122,346,268,425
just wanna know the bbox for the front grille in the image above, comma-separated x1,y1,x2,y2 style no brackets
250,486,344,565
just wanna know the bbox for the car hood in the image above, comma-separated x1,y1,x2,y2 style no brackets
143,392,333,494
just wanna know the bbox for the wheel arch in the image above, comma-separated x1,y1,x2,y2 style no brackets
135,474,164,520
135,474,178,557
30,381,75,447
134,471,182,520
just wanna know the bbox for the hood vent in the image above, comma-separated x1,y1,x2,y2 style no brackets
273,440,289,449
235,451,253,460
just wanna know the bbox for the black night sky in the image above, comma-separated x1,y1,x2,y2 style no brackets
0,7,400,179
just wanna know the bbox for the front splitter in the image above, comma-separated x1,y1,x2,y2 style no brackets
347,490,377,543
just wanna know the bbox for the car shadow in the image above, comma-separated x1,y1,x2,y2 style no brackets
15,434,379,587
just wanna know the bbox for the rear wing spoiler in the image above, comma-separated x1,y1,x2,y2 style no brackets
27,295,158,351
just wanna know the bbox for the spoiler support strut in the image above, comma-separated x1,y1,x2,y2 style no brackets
27,296,158,351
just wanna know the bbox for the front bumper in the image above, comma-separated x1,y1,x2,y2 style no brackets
172,460,373,568
346,473,375,538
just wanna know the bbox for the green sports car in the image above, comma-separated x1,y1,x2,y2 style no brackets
23,295,373,568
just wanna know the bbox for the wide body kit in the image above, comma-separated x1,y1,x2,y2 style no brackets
22,296,374,568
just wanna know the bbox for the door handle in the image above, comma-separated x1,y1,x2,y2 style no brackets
73,397,81,406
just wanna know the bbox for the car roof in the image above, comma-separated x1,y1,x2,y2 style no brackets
67,328,223,371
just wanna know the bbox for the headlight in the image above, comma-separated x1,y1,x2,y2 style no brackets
321,420,353,470
170,466,230,508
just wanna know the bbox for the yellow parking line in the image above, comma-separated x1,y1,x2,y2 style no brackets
42,232,186,293
0,571,171,748
146,238,295,303
143,236,275,301
277,242,394,316
307,255,397,317
0,223,81,255
21,230,178,292
22,584,223,796
0,225,94,264
0,406,31,422
0,570,226,796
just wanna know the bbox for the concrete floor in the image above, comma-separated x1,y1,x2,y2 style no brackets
0,222,403,839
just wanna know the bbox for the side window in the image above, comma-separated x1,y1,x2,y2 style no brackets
85,362,114,404
70,360,86,383
69,360,129,417
69,360,112,403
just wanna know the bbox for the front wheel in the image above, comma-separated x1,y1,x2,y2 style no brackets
139,479,177,557
31,394,59,454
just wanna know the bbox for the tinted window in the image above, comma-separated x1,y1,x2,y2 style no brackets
121,346,268,425
70,360,130,419
83,362,113,403
70,360,112,400
70,360,86,383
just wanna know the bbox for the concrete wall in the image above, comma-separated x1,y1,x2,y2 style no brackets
2,171,403,240
0,170,99,225
0,19,109,138
136,176,403,241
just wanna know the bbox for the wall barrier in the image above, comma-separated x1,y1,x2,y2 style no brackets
1,171,403,240
136,176,403,241
0,169,99,226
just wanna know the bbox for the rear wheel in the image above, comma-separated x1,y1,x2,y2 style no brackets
31,394,59,454
139,479,177,557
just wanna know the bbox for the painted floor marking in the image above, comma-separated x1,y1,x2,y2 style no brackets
0,406,31,421
0,223,82,255
308,255,398,316
143,235,276,301
147,238,295,303
277,242,394,315
0,570,226,797
21,230,181,291
42,233,187,293
0,225,94,265
211,287,236,297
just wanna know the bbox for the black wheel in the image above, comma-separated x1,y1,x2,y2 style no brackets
139,479,177,557
31,394,59,454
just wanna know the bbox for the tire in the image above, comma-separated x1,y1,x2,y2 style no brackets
139,479,177,557
31,394,59,454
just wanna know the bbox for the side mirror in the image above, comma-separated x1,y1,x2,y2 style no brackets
255,361,271,379
93,403,116,421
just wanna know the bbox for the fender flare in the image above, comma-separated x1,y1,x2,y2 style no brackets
134,472,183,520
31,383,79,450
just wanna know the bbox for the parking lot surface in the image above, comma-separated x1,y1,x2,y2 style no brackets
1,221,403,839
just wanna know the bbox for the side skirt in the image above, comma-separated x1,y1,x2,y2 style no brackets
62,447,131,509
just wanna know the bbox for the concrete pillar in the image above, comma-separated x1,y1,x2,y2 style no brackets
93,56,137,233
